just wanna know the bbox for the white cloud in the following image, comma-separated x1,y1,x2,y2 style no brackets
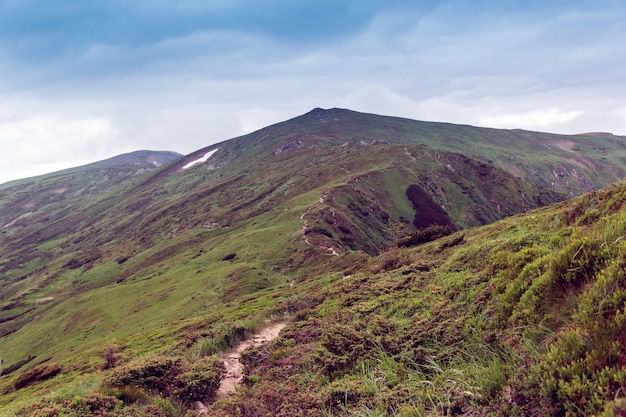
1,1,626,185
478,109,584,131
0,114,117,184
334,84,422,119
236,108,286,134
0,115,116,159
77,43,124,63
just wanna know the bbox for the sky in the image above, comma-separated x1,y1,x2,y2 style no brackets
1,0,625,184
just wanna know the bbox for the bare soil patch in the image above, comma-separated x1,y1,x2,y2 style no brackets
217,322,286,396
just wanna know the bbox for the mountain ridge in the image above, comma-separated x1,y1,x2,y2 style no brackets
1,109,626,415
178,107,625,196
0,150,182,189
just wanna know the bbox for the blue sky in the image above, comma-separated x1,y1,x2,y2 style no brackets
1,0,625,183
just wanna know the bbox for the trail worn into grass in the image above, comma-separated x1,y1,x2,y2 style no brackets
217,322,287,396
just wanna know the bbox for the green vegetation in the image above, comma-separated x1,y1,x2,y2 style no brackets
102,353,223,404
208,182,626,416
1,108,626,415
3,180,625,416
397,225,455,248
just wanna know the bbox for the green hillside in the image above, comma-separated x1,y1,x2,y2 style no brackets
0,150,181,240
205,180,626,417
0,109,625,416
218,108,626,196
4,167,626,416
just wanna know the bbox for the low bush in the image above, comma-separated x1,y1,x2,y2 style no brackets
314,322,370,376
173,356,224,403
101,352,223,409
398,225,454,248
102,343,120,370
103,354,182,397
14,392,121,417
14,364,62,390
321,377,374,409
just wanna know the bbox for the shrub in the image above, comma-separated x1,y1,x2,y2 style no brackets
511,248,626,416
102,343,120,370
321,377,374,409
64,392,121,415
103,354,182,397
15,392,121,417
314,322,369,376
398,225,454,248
14,400,61,417
14,364,62,390
173,356,224,403
102,352,224,407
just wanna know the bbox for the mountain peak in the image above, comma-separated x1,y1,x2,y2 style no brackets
304,107,352,122
307,107,335,121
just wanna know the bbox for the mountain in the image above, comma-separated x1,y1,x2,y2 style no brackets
0,109,625,415
219,107,626,196
0,150,181,189
0,150,181,240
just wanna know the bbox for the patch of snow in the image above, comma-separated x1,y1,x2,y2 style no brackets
182,149,219,170
324,245,340,256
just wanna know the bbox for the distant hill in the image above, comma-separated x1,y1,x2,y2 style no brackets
0,150,181,239
56,149,182,173
0,150,181,188
1,109,625,415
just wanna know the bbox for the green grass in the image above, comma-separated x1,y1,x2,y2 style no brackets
2,108,626,415
205,181,626,417
10,170,621,417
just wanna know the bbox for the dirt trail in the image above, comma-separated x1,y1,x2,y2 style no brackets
300,200,340,257
217,322,287,396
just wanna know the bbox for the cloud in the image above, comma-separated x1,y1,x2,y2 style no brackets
0,115,116,159
1,0,626,184
0,113,118,184
478,109,584,130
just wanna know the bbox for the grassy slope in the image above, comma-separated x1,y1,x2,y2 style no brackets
0,142,562,385
1,110,626,415
207,181,626,417
226,107,626,196
0,151,181,242
5,177,625,416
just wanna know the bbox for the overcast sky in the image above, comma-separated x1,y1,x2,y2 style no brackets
1,0,625,184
